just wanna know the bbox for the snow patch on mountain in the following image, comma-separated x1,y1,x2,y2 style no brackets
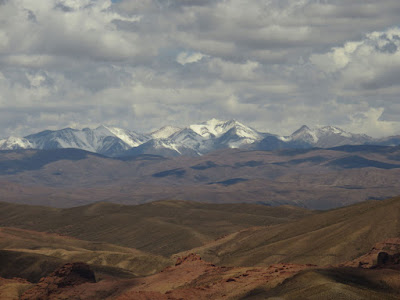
0,137,34,150
0,119,389,157
288,125,319,144
281,125,372,147
98,125,149,147
318,126,353,138
189,118,260,140
24,126,149,156
150,126,182,139
153,139,182,154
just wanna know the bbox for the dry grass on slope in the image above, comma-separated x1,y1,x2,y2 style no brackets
177,196,400,267
0,227,171,280
0,200,312,257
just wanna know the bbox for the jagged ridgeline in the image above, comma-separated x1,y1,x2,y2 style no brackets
1,119,399,157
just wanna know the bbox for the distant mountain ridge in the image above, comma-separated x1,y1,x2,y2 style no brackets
0,119,399,157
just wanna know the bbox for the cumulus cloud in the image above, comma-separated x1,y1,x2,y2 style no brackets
176,52,206,65
1,0,400,138
347,107,400,137
311,28,400,90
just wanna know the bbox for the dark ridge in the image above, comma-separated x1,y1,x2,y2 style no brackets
277,156,328,166
315,268,395,292
117,154,167,161
234,160,264,168
0,148,102,175
327,155,400,169
367,137,400,147
190,161,218,170
329,145,398,153
387,153,400,161
367,196,388,200
276,148,319,156
211,178,249,186
0,249,135,284
335,185,365,190
255,201,272,206
152,168,186,178
251,134,314,152
0,249,64,283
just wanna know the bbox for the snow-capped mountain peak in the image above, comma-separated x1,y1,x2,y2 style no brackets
285,125,372,147
318,126,352,137
23,125,149,156
189,118,229,138
150,126,182,139
188,118,260,139
289,125,319,144
95,125,148,147
0,120,389,157
292,125,311,135
0,136,34,150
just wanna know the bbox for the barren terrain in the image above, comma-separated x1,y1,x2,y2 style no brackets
1,146,400,209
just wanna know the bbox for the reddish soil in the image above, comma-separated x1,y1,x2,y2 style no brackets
340,238,400,269
116,254,313,300
20,262,96,300
14,242,400,300
0,277,32,300
16,255,313,300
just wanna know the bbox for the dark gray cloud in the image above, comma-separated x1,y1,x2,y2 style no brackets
1,0,400,138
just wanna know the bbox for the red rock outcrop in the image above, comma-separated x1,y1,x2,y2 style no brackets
340,238,400,269
20,262,96,300
116,255,313,300
174,253,203,266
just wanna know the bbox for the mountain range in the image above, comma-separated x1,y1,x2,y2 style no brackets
1,119,400,157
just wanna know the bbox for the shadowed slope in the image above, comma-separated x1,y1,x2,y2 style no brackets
244,268,400,300
0,227,171,280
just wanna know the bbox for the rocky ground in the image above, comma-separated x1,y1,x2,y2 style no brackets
1,239,399,300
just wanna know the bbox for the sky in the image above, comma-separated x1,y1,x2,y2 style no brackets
1,0,400,138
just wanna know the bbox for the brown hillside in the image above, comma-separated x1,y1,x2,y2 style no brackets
176,196,400,266
2,147,400,209
0,200,312,257
0,227,171,279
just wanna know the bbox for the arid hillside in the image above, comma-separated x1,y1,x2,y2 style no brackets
1,197,400,265
1,145,400,209
0,200,311,256
0,198,400,299
176,196,400,266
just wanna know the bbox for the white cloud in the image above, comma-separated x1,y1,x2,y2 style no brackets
176,52,206,65
1,0,400,138
310,41,363,72
347,107,400,137
311,27,400,92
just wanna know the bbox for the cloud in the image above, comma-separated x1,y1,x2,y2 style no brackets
311,28,400,91
1,0,400,138
176,52,206,65
310,27,400,125
347,107,400,137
